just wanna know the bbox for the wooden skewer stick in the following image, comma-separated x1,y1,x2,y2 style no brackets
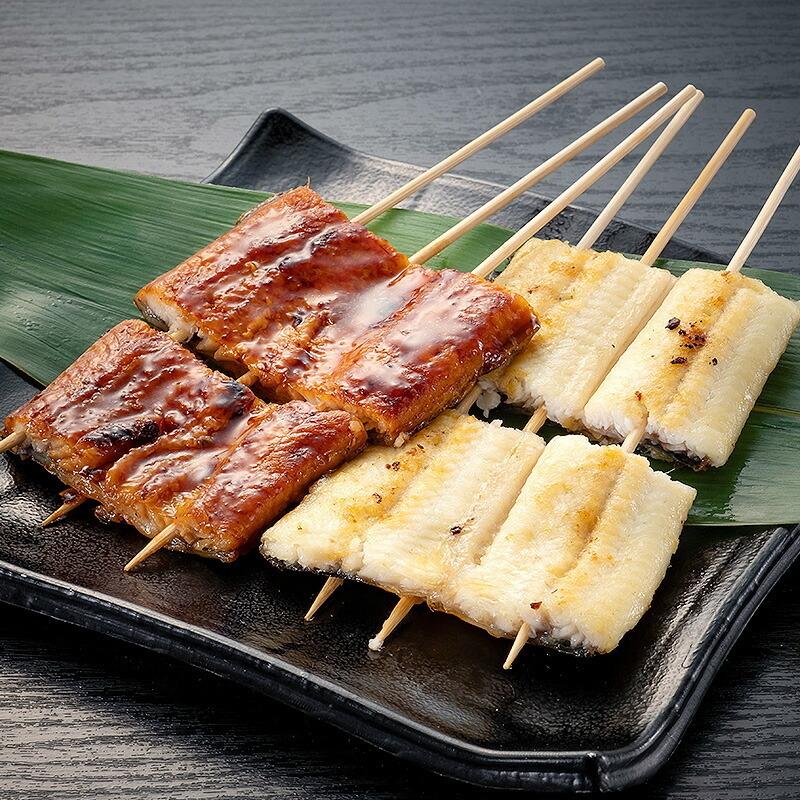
726,142,800,274
411,82,668,263
0,430,25,453
576,90,705,249
503,623,532,670
367,596,423,651
41,495,87,527
641,108,756,266
124,523,177,573
352,59,606,226
305,577,344,621
470,85,698,280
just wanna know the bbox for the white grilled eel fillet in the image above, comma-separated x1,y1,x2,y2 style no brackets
448,436,696,653
261,412,545,597
482,238,675,429
582,268,800,467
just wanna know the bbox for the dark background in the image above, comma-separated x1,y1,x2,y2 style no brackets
1,0,799,796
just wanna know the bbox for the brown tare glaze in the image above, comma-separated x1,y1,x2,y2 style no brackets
4,320,367,561
135,187,538,443
171,402,366,560
4,320,253,495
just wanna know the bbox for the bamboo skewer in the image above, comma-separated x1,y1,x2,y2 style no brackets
351,58,606,226
42,494,87,527
0,430,25,452
726,142,800,274
304,577,344,621
311,89,693,637
576,90,705,249
641,109,756,265
470,85,698,280
368,596,423,651
124,523,177,572
410,82,668,263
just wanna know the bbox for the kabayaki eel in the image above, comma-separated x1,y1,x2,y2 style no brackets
132,85,675,446
2,320,366,564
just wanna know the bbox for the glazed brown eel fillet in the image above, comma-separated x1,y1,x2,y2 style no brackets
4,320,366,561
135,187,538,444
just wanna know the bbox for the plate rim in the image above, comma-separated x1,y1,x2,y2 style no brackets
1,519,798,792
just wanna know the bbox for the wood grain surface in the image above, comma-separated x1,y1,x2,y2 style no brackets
1,0,799,796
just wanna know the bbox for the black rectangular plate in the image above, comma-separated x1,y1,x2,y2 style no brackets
1,109,798,792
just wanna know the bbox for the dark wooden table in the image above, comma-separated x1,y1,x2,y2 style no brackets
1,0,799,796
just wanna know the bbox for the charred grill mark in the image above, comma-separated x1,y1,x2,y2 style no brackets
83,418,161,453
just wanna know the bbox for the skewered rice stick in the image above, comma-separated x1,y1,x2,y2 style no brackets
470,85,698,280
352,58,605,226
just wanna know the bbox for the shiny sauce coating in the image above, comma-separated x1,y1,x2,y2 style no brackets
136,187,538,441
6,320,367,559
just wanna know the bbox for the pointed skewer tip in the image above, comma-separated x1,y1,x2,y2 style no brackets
41,496,87,527
503,623,532,670
304,577,344,621
0,430,25,453
368,596,420,652
124,523,177,572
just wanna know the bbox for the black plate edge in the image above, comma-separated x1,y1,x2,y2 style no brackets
0,560,596,792
597,523,800,790
2,521,799,793
204,107,728,265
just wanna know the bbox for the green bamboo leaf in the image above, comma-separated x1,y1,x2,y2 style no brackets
0,149,798,527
